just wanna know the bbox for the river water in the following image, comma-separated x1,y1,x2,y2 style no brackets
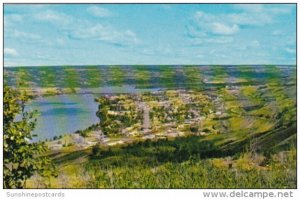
26,94,99,141
25,86,161,141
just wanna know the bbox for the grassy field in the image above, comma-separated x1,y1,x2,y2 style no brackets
28,127,296,188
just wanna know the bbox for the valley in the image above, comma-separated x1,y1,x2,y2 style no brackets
4,65,297,188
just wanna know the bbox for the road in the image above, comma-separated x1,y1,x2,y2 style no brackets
140,102,151,131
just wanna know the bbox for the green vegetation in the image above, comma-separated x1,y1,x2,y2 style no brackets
39,67,57,87
3,85,57,188
4,65,296,188
4,65,296,91
159,66,177,88
108,66,125,86
96,95,143,135
211,65,229,83
83,149,296,188
84,67,102,87
15,68,33,87
132,65,152,88
183,66,203,90
63,67,81,89
28,129,296,188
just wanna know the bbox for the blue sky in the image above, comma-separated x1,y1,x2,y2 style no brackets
4,4,296,66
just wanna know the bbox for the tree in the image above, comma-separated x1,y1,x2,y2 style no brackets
3,85,57,188
190,124,199,133
91,144,101,157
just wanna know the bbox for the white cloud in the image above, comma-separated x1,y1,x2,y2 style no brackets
69,24,139,46
4,48,18,57
87,6,113,17
191,36,234,45
269,6,294,14
6,29,41,40
235,4,293,15
211,22,239,35
187,5,294,47
272,30,284,36
234,4,264,13
228,13,273,26
230,4,293,25
186,11,237,46
249,40,260,48
285,47,295,54
5,28,67,47
192,11,240,36
5,14,23,22
191,4,293,38
4,14,23,28
34,10,72,25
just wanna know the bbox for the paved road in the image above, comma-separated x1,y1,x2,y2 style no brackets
140,102,151,130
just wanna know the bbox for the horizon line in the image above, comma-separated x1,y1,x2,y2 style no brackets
3,64,296,68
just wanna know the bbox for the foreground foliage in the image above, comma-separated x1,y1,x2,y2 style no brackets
28,130,296,188
3,85,57,188
83,151,296,188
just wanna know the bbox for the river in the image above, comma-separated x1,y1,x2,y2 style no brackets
26,94,99,141
25,86,161,141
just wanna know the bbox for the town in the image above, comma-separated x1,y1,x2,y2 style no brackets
47,81,294,151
